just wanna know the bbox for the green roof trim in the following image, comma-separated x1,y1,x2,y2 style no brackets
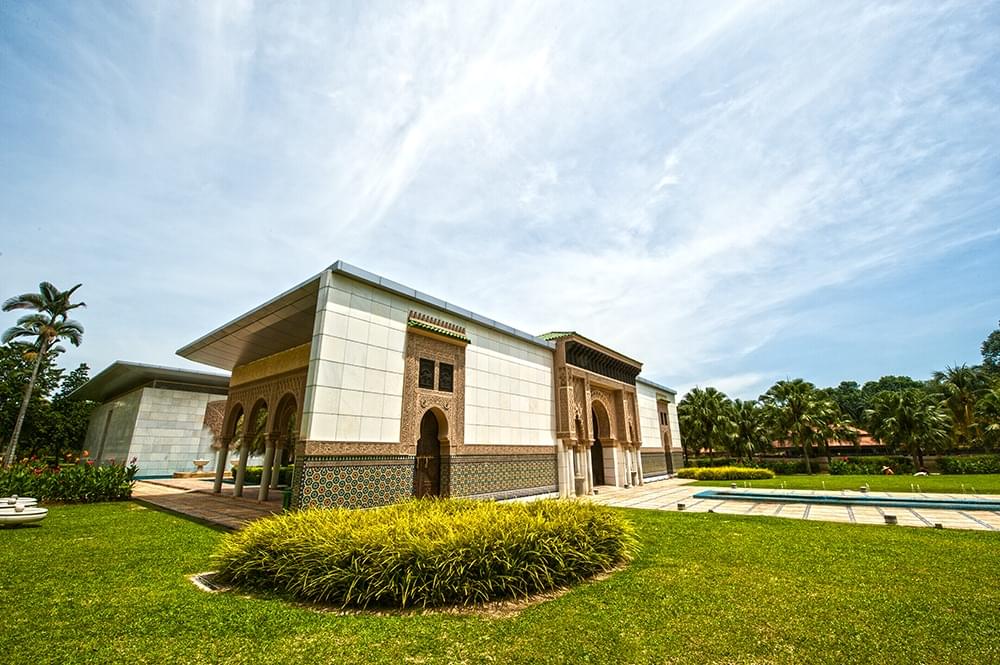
407,318,471,343
538,331,575,341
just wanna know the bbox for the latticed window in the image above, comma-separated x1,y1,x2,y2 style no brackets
419,358,435,389
439,363,454,392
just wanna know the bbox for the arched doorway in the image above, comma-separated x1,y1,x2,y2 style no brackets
415,409,444,498
591,406,607,486
272,394,298,467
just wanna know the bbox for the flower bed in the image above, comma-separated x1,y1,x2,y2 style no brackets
0,453,138,502
213,498,637,608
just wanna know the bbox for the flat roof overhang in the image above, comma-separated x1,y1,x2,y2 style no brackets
70,361,230,403
177,260,556,371
176,274,322,371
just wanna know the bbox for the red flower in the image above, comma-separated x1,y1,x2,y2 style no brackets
86,460,94,466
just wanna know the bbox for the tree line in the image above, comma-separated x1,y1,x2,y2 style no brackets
678,321,1000,473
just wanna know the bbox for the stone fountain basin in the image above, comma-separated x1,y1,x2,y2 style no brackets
1,496,39,507
0,506,48,525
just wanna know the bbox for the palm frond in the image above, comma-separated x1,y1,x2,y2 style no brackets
39,281,61,303
15,312,51,328
2,325,37,344
2,293,46,312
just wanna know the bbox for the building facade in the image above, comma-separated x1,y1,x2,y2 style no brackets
177,261,683,508
74,362,230,478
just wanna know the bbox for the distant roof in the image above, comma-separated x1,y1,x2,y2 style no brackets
177,260,556,370
70,361,230,403
636,376,678,396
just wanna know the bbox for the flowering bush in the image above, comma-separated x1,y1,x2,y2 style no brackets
0,452,138,502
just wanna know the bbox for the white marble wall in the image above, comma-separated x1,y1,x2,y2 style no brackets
129,387,218,477
302,271,556,446
636,381,665,450
84,389,141,464
83,387,219,477
464,332,555,446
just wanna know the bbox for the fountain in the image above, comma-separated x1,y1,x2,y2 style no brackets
0,496,47,526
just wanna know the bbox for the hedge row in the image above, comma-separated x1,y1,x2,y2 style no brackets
231,465,293,485
828,456,915,475
936,455,1000,475
686,458,809,475
0,456,137,502
214,498,637,608
677,466,775,481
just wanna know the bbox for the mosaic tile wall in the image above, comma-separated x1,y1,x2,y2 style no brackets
641,451,669,477
294,453,558,508
297,455,414,509
447,454,557,500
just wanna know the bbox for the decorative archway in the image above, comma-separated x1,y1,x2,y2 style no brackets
591,402,611,487
415,408,447,498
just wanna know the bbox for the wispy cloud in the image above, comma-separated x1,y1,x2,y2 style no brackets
1,1,998,398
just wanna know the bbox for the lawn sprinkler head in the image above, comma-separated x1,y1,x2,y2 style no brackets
677,503,686,511
934,523,943,529
884,514,898,526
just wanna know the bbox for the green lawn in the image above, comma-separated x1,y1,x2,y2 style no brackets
3,502,999,665
693,473,1000,494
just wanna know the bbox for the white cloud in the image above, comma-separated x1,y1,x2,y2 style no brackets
1,1,998,393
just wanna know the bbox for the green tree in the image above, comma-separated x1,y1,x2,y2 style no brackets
932,364,989,449
823,381,865,424
760,379,829,474
866,389,949,469
677,387,733,460
860,375,926,409
981,320,1000,375
973,384,1000,451
2,282,85,466
729,398,769,463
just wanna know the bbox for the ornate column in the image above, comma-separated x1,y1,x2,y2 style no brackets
623,445,633,488
212,436,231,494
635,447,645,485
258,435,277,502
556,440,569,498
269,436,286,491
584,445,594,494
233,440,251,497
574,447,586,496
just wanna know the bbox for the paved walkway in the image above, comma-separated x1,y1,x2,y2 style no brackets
132,478,283,530
588,478,1000,531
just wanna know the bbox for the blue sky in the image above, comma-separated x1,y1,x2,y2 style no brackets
1,1,998,398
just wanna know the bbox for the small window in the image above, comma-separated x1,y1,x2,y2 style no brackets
439,363,454,392
419,358,435,389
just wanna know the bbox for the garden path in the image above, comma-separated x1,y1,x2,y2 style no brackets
589,478,1000,531
132,478,282,530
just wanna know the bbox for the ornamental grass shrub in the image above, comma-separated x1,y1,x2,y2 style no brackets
676,466,775,481
0,453,137,502
213,498,637,608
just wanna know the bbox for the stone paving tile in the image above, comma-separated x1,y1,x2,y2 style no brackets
132,480,282,530
585,479,1000,532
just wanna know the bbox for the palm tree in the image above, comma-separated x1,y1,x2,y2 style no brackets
677,387,733,460
730,398,769,463
933,365,989,449
866,389,949,469
975,385,1000,451
2,283,85,466
760,379,827,474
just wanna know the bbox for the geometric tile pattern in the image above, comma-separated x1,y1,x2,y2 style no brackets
298,456,413,509
447,454,557,499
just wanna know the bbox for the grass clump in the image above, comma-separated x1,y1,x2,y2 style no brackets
677,466,775,480
213,498,636,608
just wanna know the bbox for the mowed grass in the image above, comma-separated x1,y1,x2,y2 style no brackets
694,473,1000,494
1,502,998,665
